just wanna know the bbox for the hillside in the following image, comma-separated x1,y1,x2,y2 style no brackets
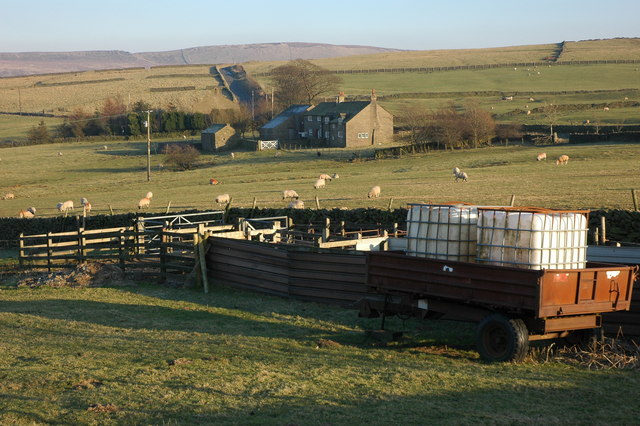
0,42,401,77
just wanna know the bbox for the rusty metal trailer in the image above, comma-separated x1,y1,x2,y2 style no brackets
363,252,637,362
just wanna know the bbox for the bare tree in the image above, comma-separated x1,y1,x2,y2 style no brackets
271,59,341,107
463,99,496,148
399,105,431,145
542,103,561,143
432,104,466,150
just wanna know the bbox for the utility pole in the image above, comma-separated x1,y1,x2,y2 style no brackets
271,87,274,119
145,110,152,182
251,90,255,121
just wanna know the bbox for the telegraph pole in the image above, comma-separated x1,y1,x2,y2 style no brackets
145,110,152,182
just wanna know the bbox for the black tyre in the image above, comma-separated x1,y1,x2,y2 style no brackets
476,313,530,362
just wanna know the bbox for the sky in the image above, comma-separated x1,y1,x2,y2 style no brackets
1,0,639,53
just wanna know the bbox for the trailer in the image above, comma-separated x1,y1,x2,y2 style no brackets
362,252,637,362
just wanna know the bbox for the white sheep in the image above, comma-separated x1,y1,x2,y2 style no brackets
282,189,299,200
230,152,235,159
80,198,92,213
536,152,547,161
138,197,151,209
314,178,325,189
103,145,108,150
319,173,332,181
331,173,340,179
145,191,153,199
288,200,305,209
455,171,469,182
215,194,230,205
452,167,461,176
57,152,63,156
57,200,74,212
2,193,15,200
18,207,36,218
556,155,569,166
368,185,381,198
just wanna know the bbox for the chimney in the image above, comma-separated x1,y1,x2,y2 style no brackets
337,91,345,103
370,88,377,102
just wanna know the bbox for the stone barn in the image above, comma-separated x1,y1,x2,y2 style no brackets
201,124,237,152
260,104,312,142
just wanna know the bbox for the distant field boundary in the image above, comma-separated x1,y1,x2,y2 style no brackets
252,59,640,77
33,78,126,87
149,86,196,92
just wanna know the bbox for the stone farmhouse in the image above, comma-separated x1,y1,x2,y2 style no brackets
260,90,393,148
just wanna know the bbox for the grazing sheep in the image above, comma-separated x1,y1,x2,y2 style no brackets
319,173,332,181
536,152,547,161
18,207,36,218
555,154,570,166
209,178,220,185
57,152,63,156
455,171,469,182
452,167,461,176
57,200,74,212
103,145,108,150
3,193,15,200
314,178,325,189
145,192,153,199
230,152,235,159
331,173,340,179
288,200,305,209
368,185,381,198
215,194,230,205
80,198,92,213
282,189,299,200
138,197,151,209
603,107,610,111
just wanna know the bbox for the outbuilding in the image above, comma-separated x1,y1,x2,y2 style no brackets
201,124,237,152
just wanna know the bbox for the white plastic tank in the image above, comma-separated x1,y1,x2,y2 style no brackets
406,203,479,262
476,207,588,269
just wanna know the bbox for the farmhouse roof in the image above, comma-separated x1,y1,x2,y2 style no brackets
202,123,229,134
262,104,311,129
305,101,370,122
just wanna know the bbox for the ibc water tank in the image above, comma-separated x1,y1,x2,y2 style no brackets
476,207,588,270
406,203,479,262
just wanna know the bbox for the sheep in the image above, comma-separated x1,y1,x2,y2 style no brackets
331,173,340,179
455,171,469,182
57,152,63,156
536,152,547,161
2,193,15,200
215,194,230,205
103,145,108,150
603,107,610,111
57,200,74,212
137,197,151,209
526,110,531,115
368,185,381,198
18,207,36,218
288,200,305,209
452,167,461,176
282,189,299,200
319,173,332,181
209,178,220,185
230,152,235,159
555,155,569,166
80,198,92,213
145,191,153,199
314,178,325,189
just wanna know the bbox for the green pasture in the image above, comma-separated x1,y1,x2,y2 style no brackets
0,283,638,425
0,115,64,140
1,139,639,219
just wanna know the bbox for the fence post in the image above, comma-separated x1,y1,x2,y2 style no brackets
47,232,52,273
600,216,607,245
198,224,209,294
160,228,167,281
388,198,394,211
18,233,24,269
119,229,126,271
315,195,320,210
224,198,233,223
510,195,516,207
165,201,172,214
322,218,330,243
632,189,639,212
78,228,85,264
109,204,114,215
340,221,346,237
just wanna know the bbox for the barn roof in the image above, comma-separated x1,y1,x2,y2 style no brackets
202,124,229,134
262,104,311,129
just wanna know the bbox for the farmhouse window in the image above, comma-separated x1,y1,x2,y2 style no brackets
324,117,329,123
331,124,335,129
307,116,312,121
317,116,321,122
338,131,343,138
358,132,369,139
325,131,330,138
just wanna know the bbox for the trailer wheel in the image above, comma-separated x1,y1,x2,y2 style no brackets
476,314,529,362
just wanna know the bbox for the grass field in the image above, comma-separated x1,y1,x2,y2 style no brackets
0,139,639,219
1,282,638,424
